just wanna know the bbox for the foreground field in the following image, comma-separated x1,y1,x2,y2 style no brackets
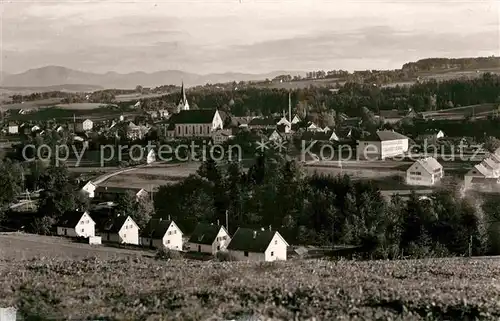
2,255,500,319
0,234,499,320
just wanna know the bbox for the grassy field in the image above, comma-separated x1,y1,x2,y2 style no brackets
115,92,169,102
0,98,64,110
54,102,116,110
1,233,500,320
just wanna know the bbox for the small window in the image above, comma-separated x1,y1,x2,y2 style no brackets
274,240,277,245
81,228,84,232
173,230,176,234
167,240,170,244
271,251,274,256
125,225,128,229
168,231,171,235
80,221,84,224
124,234,126,238
130,225,133,229
244,251,249,257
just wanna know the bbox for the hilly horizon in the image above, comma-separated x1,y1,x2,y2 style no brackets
0,66,306,89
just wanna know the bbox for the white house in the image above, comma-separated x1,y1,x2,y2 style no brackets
212,129,234,144
80,181,96,198
277,116,291,127
227,227,289,261
167,109,224,138
146,149,156,164
268,129,283,142
99,215,140,245
356,130,409,160
307,122,320,132
56,211,95,238
464,153,500,190
406,157,443,186
75,119,93,132
187,223,230,255
140,218,183,250
7,122,18,134
291,115,301,124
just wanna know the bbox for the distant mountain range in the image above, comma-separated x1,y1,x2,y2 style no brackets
0,66,305,89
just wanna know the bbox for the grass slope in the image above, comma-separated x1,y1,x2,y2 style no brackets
1,234,499,320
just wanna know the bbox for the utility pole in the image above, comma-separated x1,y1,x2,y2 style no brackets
225,210,229,232
469,235,472,257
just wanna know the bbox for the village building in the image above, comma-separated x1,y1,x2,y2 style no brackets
75,119,94,132
307,122,321,132
267,129,283,142
56,210,95,238
226,227,289,261
212,129,234,144
247,117,277,130
7,122,18,134
95,186,149,202
291,115,301,124
406,157,443,186
187,223,230,255
126,122,150,140
177,82,190,112
166,109,224,138
140,218,183,250
80,181,96,198
356,130,409,160
146,149,156,164
98,215,140,245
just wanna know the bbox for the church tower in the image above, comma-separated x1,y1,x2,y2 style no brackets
177,81,190,112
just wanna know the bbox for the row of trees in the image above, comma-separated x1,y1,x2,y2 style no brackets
137,73,500,118
154,151,498,259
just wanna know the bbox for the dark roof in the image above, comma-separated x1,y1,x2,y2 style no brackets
227,228,280,253
248,117,276,126
140,218,173,238
188,223,225,245
56,211,88,228
379,109,403,118
302,131,334,141
362,130,408,141
342,117,362,127
98,215,129,233
168,109,216,124
95,186,144,194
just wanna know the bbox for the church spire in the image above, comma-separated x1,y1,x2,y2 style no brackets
177,81,190,112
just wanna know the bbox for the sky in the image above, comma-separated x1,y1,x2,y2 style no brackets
1,0,499,74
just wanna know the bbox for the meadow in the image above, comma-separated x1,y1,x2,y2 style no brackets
1,232,499,320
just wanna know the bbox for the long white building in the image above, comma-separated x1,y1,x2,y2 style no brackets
357,130,409,160
464,147,500,191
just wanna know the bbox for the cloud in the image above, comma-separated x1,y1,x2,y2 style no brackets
1,0,498,73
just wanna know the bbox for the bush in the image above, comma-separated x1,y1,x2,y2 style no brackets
215,251,235,261
154,247,182,260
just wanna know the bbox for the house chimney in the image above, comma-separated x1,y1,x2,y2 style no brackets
253,231,257,239
217,219,220,226
269,225,272,231
168,215,170,221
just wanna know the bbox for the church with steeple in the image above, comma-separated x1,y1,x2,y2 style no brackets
176,81,190,113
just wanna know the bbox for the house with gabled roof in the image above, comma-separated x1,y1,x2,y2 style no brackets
80,181,96,198
227,227,289,261
291,115,301,124
247,117,277,130
167,109,224,138
95,186,148,202
187,223,230,255
406,157,443,186
140,218,183,250
7,122,18,134
56,210,95,238
98,215,140,245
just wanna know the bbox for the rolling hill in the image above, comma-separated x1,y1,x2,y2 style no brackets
0,66,304,89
